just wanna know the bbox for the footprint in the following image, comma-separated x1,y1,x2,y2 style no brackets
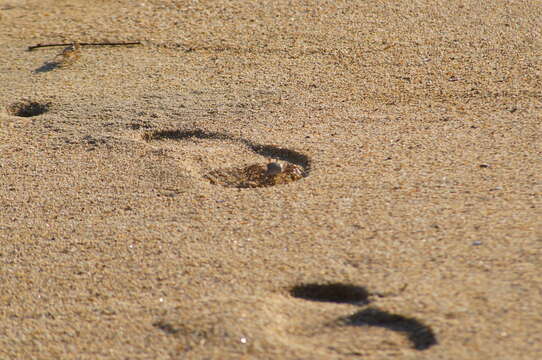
140,128,311,188
289,282,438,352
5,100,50,117
152,284,437,358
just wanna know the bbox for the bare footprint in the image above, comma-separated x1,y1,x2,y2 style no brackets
139,128,311,188
152,284,437,359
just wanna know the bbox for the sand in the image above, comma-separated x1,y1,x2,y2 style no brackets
1,0,541,359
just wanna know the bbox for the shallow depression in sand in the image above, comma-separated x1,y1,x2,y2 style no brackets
6,100,50,117
142,128,311,188
205,162,304,188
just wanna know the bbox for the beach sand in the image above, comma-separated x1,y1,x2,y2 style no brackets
1,1,541,359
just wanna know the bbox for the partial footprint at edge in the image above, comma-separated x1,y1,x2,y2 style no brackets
141,129,311,188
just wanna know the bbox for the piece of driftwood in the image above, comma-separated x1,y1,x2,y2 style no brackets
28,41,143,51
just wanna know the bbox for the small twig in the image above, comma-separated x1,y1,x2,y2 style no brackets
28,41,143,51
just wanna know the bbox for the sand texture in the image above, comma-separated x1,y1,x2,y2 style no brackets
1,0,541,359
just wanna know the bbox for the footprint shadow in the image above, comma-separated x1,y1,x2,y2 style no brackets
142,128,312,187
6,100,50,117
34,61,60,73
290,283,438,351
340,308,438,350
290,283,370,305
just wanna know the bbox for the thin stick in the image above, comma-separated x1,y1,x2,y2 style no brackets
28,41,143,51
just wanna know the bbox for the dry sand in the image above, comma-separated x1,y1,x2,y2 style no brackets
1,0,541,359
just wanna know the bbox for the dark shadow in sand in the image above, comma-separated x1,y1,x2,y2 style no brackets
340,307,438,350
290,283,370,305
6,101,50,117
34,61,60,73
